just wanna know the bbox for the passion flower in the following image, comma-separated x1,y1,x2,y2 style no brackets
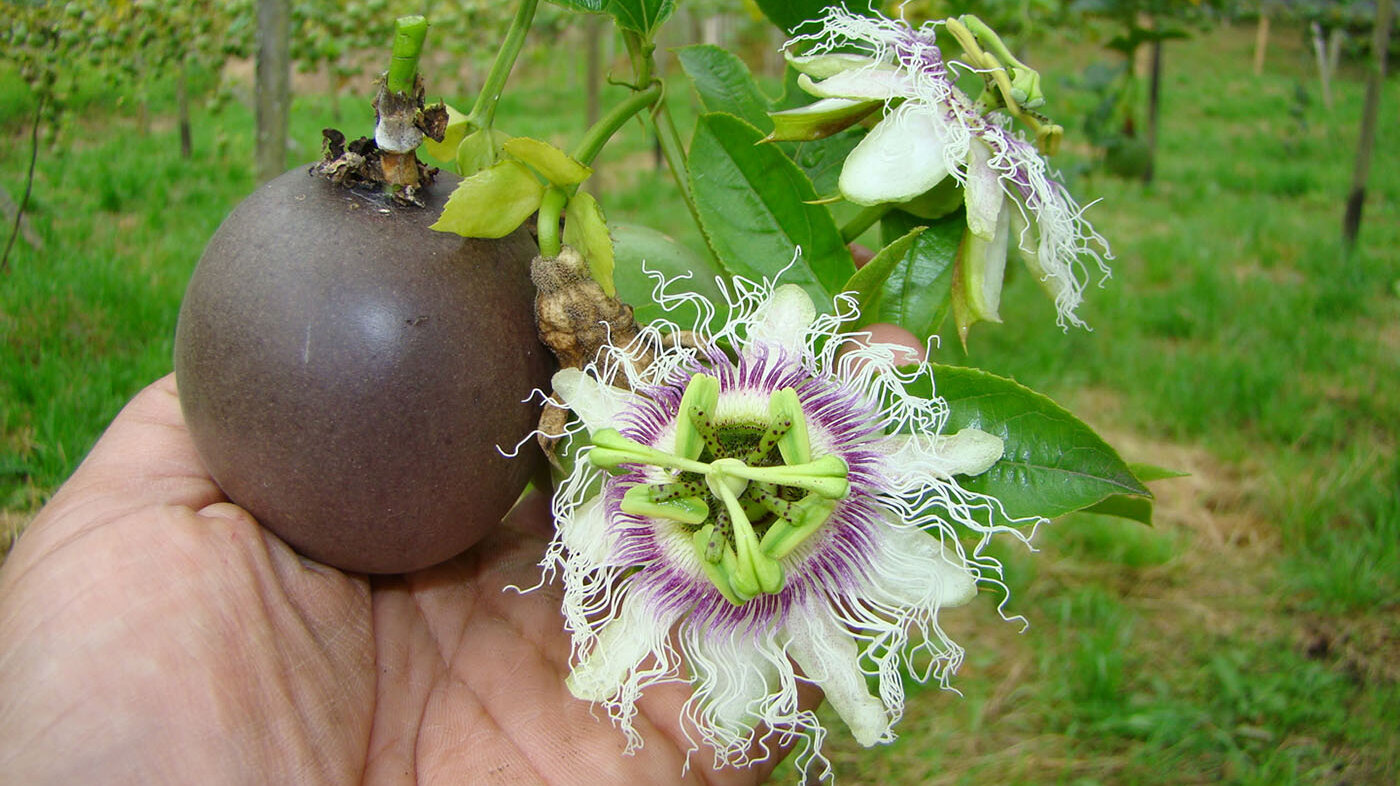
539,277,1029,774
778,7,1112,329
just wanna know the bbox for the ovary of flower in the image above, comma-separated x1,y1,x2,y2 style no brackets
540,278,1028,776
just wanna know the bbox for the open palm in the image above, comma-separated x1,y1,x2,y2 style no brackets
0,376,795,784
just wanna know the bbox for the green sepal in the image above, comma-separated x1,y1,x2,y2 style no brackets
430,160,544,239
769,387,811,465
765,97,879,142
675,374,721,461
562,193,615,296
898,179,964,221
453,127,511,179
958,217,1009,325
503,136,593,187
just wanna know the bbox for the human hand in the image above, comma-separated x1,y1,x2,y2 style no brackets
0,374,803,784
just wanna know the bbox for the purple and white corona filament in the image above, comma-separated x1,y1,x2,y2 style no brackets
541,277,1029,774
777,8,1112,328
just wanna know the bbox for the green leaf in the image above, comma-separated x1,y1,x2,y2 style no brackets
547,0,605,13
549,0,673,36
503,136,592,187
430,160,544,239
753,0,878,34
1128,462,1190,482
840,210,960,342
1082,493,1154,526
844,225,924,320
687,112,853,310
611,223,727,331
563,192,615,296
676,44,774,132
605,0,674,35
921,365,1152,523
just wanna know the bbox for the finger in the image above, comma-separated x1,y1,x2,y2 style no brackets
839,322,927,368
848,242,875,268
23,375,226,545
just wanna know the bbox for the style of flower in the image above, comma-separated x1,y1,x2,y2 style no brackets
540,276,1030,777
775,8,1112,329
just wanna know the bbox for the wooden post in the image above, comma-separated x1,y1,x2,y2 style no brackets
177,57,193,159
255,0,291,184
1312,21,1334,110
1253,9,1271,76
1344,0,1394,252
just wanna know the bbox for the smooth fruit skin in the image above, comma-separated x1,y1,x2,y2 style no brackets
174,167,551,574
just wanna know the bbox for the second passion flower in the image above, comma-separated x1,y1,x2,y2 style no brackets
539,277,1033,773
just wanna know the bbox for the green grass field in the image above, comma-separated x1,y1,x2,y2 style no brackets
3,20,1398,784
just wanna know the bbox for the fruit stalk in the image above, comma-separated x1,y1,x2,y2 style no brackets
376,15,431,192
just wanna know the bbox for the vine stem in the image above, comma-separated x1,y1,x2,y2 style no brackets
468,0,540,130
538,84,664,256
386,16,428,93
537,187,568,258
572,84,662,166
2,94,43,274
616,32,705,249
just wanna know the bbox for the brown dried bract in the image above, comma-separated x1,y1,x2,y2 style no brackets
312,73,447,207
311,129,440,207
532,246,652,373
532,246,655,465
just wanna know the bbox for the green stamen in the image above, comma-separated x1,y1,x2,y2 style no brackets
693,526,746,605
620,484,709,524
744,416,792,465
688,404,726,461
709,460,785,596
589,381,849,604
589,428,711,474
759,495,840,559
725,455,850,499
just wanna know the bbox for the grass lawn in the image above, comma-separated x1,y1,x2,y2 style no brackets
2,18,1398,785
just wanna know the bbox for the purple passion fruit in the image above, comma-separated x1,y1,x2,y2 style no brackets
174,167,551,574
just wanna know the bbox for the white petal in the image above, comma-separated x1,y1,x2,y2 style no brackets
877,428,1004,479
746,284,815,356
964,140,1005,240
690,634,779,735
562,495,615,566
552,368,635,435
567,589,680,702
787,52,880,80
785,605,890,747
865,522,978,609
961,204,1012,321
1010,206,1073,304
839,103,951,206
797,67,912,101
